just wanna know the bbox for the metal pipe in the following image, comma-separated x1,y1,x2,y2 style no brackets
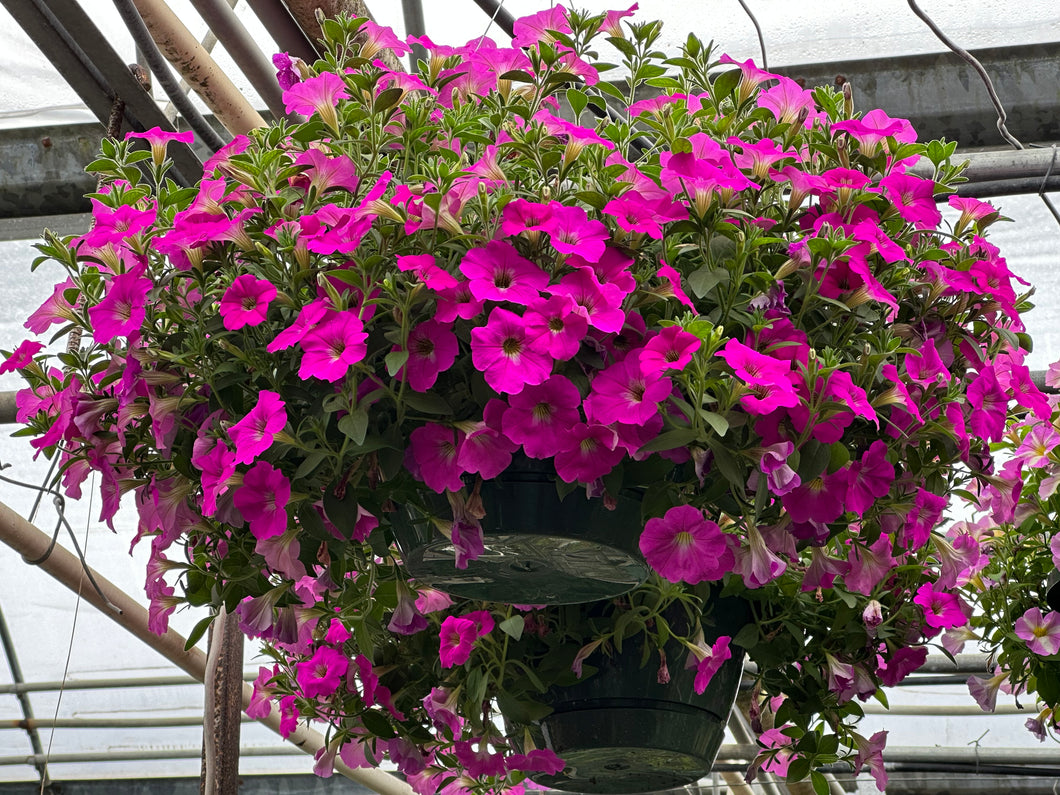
0,605,51,789
0,716,250,729
0,747,304,767
123,0,267,135
0,675,249,696
401,0,426,70
110,0,228,151
717,744,1060,766
187,0,290,120
0,499,414,795
242,0,319,63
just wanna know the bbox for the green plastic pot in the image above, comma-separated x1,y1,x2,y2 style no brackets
390,456,650,604
520,599,747,794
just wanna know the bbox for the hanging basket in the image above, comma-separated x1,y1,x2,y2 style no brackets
390,456,650,604
519,600,747,794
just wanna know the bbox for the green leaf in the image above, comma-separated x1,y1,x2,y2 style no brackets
711,68,741,100
565,88,588,118
385,350,408,377
499,69,535,83
499,615,525,641
294,450,329,481
810,770,830,795
360,709,397,739
1037,661,1060,705
699,410,729,437
496,692,553,724
827,441,850,473
373,86,403,113
184,615,215,651
787,755,811,782
338,408,369,446
637,427,699,454
403,390,452,414
688,264,729,298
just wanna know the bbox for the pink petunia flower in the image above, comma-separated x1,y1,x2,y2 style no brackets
406,423,465,493
88,268,152,344
1014,607,1060,656
234,461,291,540
295,645,349,699
553,423,624,483
686,635,733,694
639,504,735,584
502,375,583,460
584,349,671,426
126,126,194,164
523,295,588,361
913,582,968,629
298,312,368,382
283,72,348,129
470,307,552,395
640,326,701,375
219,273,277,330
399,319,459,392
438,616,478,668
228,390,287,465
460,240,549,305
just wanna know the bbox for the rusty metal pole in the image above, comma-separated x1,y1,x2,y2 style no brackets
200,605,244,795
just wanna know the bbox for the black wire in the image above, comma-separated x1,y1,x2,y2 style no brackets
735,0,768,70
110,0,228,153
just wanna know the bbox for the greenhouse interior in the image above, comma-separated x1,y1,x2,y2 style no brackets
0,1,1059,794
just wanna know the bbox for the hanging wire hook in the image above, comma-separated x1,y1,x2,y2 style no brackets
735,0,768,70
477,0,509,49
906,0,1022,150
0,464,122,615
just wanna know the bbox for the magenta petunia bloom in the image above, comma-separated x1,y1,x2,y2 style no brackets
506,748,566,775
234,460,291,540
639,504,734,584
406,423,465,493
126,126,194,163
656,262,696,311
548,267,627,333
511,5,571,47
584,350,671,426
553,423,625,483
782,468,850,525
523,295,588,361
82,200,157,247
687,635,732,694
219,273,277,330
900,487,948,550
717,338,800,415
843,534,896,596
845,441,895,515
543,203,610,262
501,375,583,459
298,312,368,382
400,319,459,392
25,277,76,334
603,190,686,239
295,645,349,700
1014,607,1060,656
457,400,517,479
396,253,458,291
470,307,552,395
640,325,701,375
438,616,478,668
191,438,238,516
967,366,1009,443
913,582,968,629
228,390,287,465
283,71,349,128
88,268,153,344
879,172,941,230
757,441,800,495
460,240,549,305
0,340,44,375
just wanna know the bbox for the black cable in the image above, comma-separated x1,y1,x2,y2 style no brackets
110,0,228,153
470,0,517,38
735,0,768,70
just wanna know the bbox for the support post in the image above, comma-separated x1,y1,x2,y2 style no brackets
201,606,244,794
